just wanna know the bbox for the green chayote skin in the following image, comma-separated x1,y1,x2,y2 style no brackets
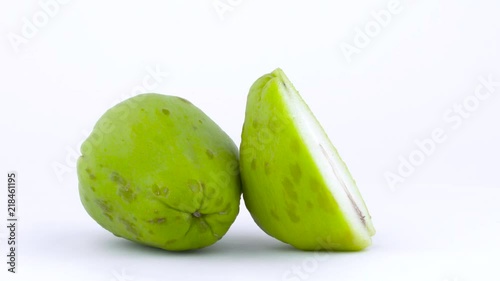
78,93,241,251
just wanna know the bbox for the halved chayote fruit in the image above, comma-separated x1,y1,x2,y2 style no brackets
240,69,375,251
78,93,241,251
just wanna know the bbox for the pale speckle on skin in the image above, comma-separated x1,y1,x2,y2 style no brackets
197,219,209,233
189,180,202,193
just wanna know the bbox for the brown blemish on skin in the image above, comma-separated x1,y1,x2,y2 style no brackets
96,200,114,221
110,172,126,185
252,119,259,128
118,184,136,203
270,209,280,221
165,239,177,245
110,173,136,203
85,168,96,180
152,184,161,196
152,184,169,197
286,209,300,223
215,197,224,206
251,158,257,170
306,200,313,209
282,177,298,202
148,218,166,224
96,199,113,213
162,109,170,116
290,163,302,182
119,218,141,237
206,149,215,159
264,162,271,175
204,185,216,198
290,138,302,154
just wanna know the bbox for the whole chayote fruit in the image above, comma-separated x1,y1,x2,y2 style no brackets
78,93,241,251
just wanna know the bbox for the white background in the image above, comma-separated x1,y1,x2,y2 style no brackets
1,0,500,280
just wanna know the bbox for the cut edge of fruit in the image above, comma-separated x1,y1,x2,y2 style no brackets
271,68,376,244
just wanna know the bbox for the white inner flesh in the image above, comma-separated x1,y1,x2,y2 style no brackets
278,78,374,240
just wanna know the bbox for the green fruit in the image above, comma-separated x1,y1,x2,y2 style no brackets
240,69,375,251
77,93,241,251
